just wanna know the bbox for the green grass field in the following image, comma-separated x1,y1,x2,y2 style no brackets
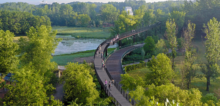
52,26,111,39
127,67,150,79
51,48,116,65
13,36,27,42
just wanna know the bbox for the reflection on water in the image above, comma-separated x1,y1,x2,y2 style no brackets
54,35,117,55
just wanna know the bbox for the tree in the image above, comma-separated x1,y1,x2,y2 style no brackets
19,25,59,72
201,93,218,105
120,74,145,91
100,4,119,23
61,62,99,105
0,30,18,76
3,67,62,105
143,9,156,26
19,25,60,85
146,53,174,86
182,21,198,89
165,19,177,69
129,86,151,105
75,14,91,27
145,83,202,105
170,11,186,31
155,38,167,55
203,17,220,91
155,9,165,22
111,10,138,35
143,36,155,56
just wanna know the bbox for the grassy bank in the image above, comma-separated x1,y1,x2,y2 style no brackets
13,36,27,42
52,26,111,39
127,67,150,79
51,48,116,65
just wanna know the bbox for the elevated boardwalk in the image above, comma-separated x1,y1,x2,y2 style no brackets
94,43,131,106
106,44,144,83
93,23,161,106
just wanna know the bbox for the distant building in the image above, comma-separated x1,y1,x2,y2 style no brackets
125,7,133,16
55,66,66,78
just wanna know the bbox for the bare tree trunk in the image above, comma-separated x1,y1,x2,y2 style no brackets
206,76,210,91
187,77,191,89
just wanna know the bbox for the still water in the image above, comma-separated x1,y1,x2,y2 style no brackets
53,35,117,55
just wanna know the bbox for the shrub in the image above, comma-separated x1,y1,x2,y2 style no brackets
125,62,146,72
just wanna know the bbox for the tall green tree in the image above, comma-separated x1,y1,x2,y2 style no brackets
170,11,186,31
143,9,156,26
120,74,145,91
165,19,177,69
146,53,174,86
143,36,155,56
3,67,62,105
182,21,198,89
61,62,99,105
100,4,119,23
20,25,59,71
0,30,18,76
129,86,151,105
155,39,167,55
111,11,138,35
202,17,220,91
75,14,91,27
19,25,60,85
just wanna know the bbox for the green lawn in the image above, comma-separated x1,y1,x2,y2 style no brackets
51,48,116,65
52,26,111,39
127,67,150,79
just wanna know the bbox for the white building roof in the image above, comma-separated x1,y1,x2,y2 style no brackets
58,66,66,71
125,6,133,16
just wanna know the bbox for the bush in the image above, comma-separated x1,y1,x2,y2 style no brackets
143,36,155,56
201,93,218,105
125,62,146,72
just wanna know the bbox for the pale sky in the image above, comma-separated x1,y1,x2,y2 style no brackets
0,0,170,5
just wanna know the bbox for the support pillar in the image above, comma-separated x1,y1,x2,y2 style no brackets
145,32,147,39
133,35,135,44
160,26,161,34
105,49,107,57
119,40,121,48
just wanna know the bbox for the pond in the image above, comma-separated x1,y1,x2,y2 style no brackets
53,35,117,55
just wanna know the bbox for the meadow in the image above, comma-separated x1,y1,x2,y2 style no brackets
51,26,111,39
51,48,116,65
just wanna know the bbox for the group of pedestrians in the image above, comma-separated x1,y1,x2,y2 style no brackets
105,79,114,91
110,35,119,45
102,60,105,68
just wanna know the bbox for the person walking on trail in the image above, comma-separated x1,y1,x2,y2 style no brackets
105,79,108,88
101,52,103,58
99,45,101,54
112,79,114,85
109,81,111,91
102,60,105,68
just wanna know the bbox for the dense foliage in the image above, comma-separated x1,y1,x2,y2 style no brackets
3,67,62,105
0,10,50,35
0,30,18,76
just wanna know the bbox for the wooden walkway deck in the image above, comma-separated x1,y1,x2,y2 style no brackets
106,44,145,83
94,43,131,106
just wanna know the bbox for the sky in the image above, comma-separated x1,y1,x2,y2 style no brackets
0,0,169,5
